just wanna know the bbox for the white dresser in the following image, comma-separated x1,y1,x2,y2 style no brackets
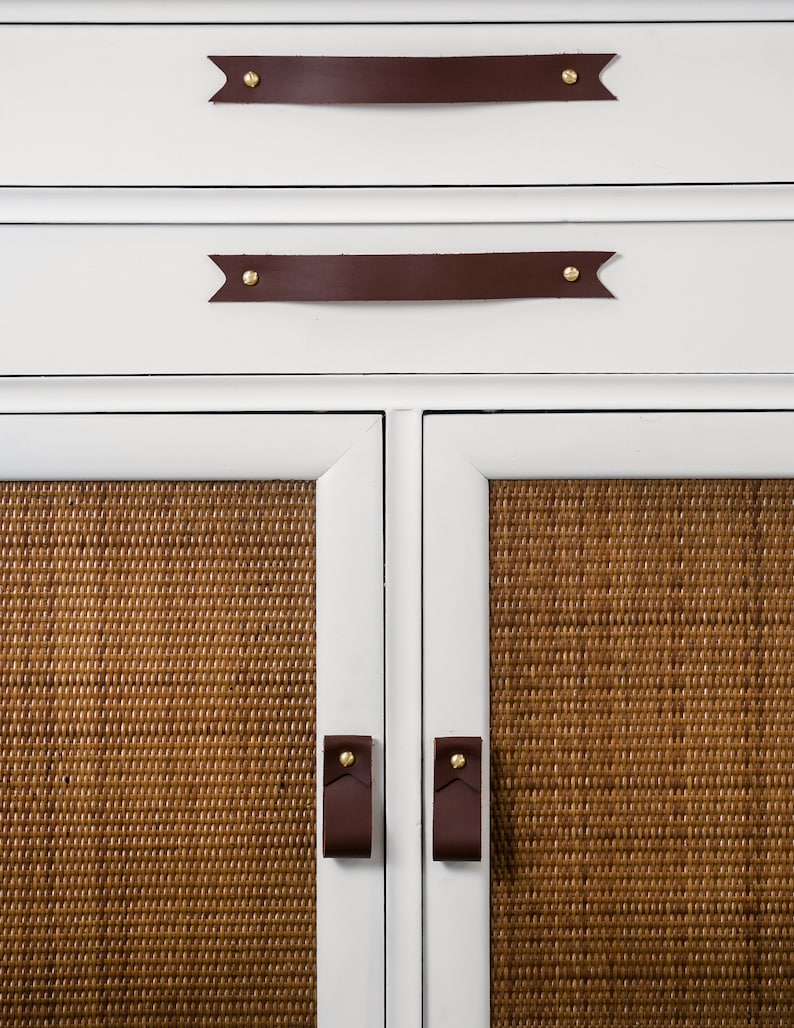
1,3,793,1027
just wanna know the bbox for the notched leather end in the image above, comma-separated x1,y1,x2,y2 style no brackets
208,56,269,104
594,251,618,299
207,56,231,104
207,254,231,302
595,54,619,102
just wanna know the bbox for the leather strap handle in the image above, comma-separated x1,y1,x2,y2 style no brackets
209,252,615,302
209,55,617,105
433,737,483,862
323,736,373,859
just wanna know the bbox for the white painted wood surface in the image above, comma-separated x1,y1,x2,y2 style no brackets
4,373,794,414
3,221,794,375
0,1,788,23
0,411,385,1028
423,410,794,1028
385,411,424,1028
315,415,385,1028
0,24,793,186
5,373,794,414
5,185,794,225
423,422,491,1028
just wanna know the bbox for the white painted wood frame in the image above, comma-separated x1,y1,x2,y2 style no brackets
0,411,385,1028
0,0,787,23
5,185,794,225
0,24,793,186
423,410,794,1028
5,373,794,417
385,411,424,1028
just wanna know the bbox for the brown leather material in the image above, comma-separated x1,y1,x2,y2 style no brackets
323,735,373,859
208,55,617,105
433,737,482,862
209,252,615,303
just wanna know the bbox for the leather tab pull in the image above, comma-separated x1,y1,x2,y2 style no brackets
323,735,373,858
209,252,615,302
433,737,482,862
209,55,617,105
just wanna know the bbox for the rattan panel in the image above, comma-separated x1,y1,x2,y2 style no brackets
490,479,794,1027
0,481,317,1026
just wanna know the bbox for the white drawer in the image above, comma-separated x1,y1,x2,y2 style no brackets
1,220,792,375
0,23,792,186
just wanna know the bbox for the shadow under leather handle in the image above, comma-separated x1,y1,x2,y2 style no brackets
209,252,616,302
208,54,617,105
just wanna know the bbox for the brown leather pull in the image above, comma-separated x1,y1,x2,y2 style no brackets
323,736,373,859
433,737,482,862
209,55,617,104
209,252,615,302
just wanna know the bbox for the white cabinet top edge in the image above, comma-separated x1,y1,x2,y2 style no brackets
0,0,791,22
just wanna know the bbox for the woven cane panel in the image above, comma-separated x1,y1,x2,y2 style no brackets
0,480,317,1026
490,479,794,1027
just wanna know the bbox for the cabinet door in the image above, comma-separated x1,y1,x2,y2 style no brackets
425,412,794,1028
0,413,383,1027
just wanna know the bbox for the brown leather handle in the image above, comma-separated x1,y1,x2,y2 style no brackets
323,736,373,859
209,252,615,302
209,55,617,105
433,737,482,862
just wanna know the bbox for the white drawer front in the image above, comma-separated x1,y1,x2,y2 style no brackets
0,23,792,186
0,221,791,375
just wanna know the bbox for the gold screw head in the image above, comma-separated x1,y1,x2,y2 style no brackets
242,269,260,287
450,753,467,770
243,70,261,89
339,750,356,768
561,68,579,86
563,265,581,283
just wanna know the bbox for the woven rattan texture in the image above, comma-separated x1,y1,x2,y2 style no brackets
490,479,794,1027
0,481,317,1027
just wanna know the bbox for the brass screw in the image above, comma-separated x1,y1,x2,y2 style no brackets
563,266,581,283
243,70,261,89
450,753,467,770
242,269,260,287
561,68,579,86
339,750,356,768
